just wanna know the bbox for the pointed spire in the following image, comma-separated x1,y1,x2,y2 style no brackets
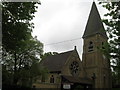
82,2,107,38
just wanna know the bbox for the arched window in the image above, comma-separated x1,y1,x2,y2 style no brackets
102,42,105,49
50,75,54,83
88,41,93,52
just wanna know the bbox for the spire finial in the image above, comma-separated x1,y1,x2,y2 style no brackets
74,46,77,50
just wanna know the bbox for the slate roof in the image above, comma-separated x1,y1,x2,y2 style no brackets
83,2,107,38
40,50,74,72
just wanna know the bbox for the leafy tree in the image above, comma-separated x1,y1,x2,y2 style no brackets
99,1,120,87
2,2,48,87
2,2,39,52
2,36,44,87
2,64,13,85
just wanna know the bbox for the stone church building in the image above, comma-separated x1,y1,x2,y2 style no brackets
33,2,112,89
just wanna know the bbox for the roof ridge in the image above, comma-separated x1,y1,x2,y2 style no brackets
58,49,74,55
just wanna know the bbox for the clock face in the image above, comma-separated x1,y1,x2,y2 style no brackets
69,61,79,76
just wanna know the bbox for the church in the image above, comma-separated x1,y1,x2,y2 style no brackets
33,2,112,89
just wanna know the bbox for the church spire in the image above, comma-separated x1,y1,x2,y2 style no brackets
82,2,107,38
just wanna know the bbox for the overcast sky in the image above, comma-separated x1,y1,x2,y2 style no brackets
32,0,108,59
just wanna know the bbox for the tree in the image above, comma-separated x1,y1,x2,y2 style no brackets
2,2,47,87
41,52,58,60
2,36,45,87
99,1,120,87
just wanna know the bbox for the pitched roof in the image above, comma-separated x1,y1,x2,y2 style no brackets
82,2,107,38
40,50,74,72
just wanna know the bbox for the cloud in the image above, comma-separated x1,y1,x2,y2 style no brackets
32,0,107,59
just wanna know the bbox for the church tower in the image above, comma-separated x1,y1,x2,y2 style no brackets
82,2,111,88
